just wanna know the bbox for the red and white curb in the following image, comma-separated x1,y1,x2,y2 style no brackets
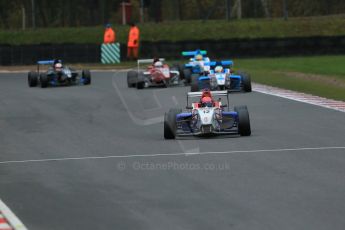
253,83,345,113
0,200,27,230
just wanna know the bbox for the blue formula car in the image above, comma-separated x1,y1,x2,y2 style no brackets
28,59,91,88
164,90,251,139
178,49,211,84
190,60,252,93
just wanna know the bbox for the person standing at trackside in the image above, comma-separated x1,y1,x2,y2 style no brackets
127,22,140,60
103,23,116,44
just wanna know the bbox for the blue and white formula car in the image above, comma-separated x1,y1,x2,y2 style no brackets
178,49,211,84
28,60,91,88
190,60,252,92
164,90,251,139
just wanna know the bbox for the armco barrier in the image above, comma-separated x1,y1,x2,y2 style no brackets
1,36,345,65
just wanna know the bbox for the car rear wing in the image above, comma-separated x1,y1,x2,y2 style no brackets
181,50,207,56
137,58,165,71
187,90,229,110
204,60,233,67
187,91,228,98
36,60,56,72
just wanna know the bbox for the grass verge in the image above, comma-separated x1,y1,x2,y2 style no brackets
235,55,345,101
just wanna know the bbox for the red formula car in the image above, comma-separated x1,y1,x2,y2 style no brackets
127,58,181,89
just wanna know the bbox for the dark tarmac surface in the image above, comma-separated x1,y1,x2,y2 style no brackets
0,71,345,230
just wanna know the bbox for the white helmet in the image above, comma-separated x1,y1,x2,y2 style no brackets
55,63,62,71
195,54,203,61
154,61,163,67
215,66,223,73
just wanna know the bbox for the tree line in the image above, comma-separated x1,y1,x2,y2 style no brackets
1,0,344,29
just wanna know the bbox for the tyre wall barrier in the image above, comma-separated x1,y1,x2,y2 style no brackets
1,36,345,65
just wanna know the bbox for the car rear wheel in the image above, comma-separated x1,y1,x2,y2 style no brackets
176,63,185,79
164,108,181,139
190,74,199,92
40,73,49,88
136,72,145,89
127,71,137,88
28,71,38,87
82,70,91,85
183,68,192,84
238,71,252,92
234,105,251,136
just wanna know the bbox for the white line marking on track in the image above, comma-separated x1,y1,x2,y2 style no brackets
111,74,163,125
0,199,27,230
0,147,344,165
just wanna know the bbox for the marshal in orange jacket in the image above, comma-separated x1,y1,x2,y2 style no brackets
127,26,140,48
104,27,116,44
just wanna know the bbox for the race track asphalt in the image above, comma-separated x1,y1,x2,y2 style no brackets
0,71,345,230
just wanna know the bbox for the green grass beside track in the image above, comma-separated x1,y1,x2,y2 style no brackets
1,15,345,45
235,55,345,101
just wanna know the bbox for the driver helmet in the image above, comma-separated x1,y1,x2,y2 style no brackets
54,62,62,72
154,61,163,67
195,54,203,61
201,96,213,107
215,65,223,73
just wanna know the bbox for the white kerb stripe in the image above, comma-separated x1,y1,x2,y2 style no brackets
0,200,27,230
0,223,12,230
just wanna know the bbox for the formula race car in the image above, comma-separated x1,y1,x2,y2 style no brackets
127,58,180,89
190,61,252,92
28,60,91,88
178,50,211,84
164,89,251,139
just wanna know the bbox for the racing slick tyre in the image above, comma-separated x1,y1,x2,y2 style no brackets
190,74,201,92
82,70,91,85
127,71,138,88
174,63,185,80
234,106,251,136
164,108,182,139
28,71,38,87
183,68,192,84
39,73,49,88
238,71,252,92
136,73,145,89
210,77,218,91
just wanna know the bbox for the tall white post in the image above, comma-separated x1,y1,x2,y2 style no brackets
121,1,126,25
22,5,26,30
140,0,144,23
237,0,242,19
31,0,36,28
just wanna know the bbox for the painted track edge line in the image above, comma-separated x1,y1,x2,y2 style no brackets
0,146,344,165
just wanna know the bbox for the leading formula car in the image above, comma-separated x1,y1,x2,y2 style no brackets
164,89,251,139
178,49,211,84
127,58,180,89
28,59,91,88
